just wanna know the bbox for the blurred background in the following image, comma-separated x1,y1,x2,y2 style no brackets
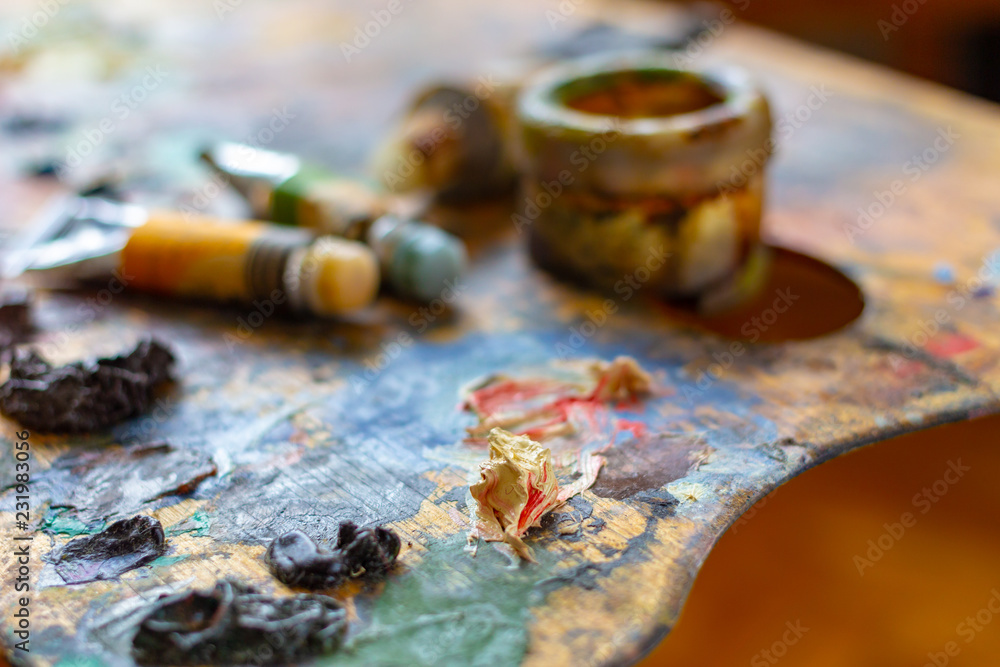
647,415,1000,667
712,0,1000,103
2,0,999,665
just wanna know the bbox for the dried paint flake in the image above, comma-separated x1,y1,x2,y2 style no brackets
463,355,652,441
468,428,564,561
588,356,652,403
265,522,401,589
131,579,346,665
41,442,217,525
462,357,654,558
53,515,165,585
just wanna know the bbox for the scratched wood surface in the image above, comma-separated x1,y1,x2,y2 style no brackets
2,1,1000,665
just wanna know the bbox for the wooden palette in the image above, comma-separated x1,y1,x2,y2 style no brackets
1,1,999,665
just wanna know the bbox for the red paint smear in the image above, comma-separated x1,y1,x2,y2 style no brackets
518,468,554,534
925,333,979,359
465,379,570,416
515,396,602,441
614,419,648,439
467,375,649,446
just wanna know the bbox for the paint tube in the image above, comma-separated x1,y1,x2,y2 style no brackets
369,82,521,203
3,196,380,317
201,143,466,303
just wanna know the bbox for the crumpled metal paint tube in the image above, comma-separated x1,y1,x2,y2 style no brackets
368,18,709,203
371,83,521,203
517,51,774,313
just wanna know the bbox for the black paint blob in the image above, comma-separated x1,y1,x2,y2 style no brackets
265,522,401,589
54,515,166,585
0,338,175,433
131,579,347,665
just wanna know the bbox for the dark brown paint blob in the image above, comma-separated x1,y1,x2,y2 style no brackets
592,434,710,500
0,338,175,433
131,579,347,665
53,515,165,585
265,522,401,590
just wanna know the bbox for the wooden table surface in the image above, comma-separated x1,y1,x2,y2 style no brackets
2,1,999,665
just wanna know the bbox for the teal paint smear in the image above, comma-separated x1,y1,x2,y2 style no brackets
332,534,559,667
150,555,189,568
54,656,108,667
165,510,211,537
41,509,101,536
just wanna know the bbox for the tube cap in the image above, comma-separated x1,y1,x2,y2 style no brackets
293,237,380,316
367,217,467,302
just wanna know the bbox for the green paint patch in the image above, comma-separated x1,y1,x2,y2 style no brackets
151,555,189,568
165,510,211,537
41,509,102,536
54,655,107,667
333,535,558,667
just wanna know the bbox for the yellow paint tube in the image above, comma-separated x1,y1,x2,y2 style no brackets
120,212,380,316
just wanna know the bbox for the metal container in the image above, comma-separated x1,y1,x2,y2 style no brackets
516,51,773,311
